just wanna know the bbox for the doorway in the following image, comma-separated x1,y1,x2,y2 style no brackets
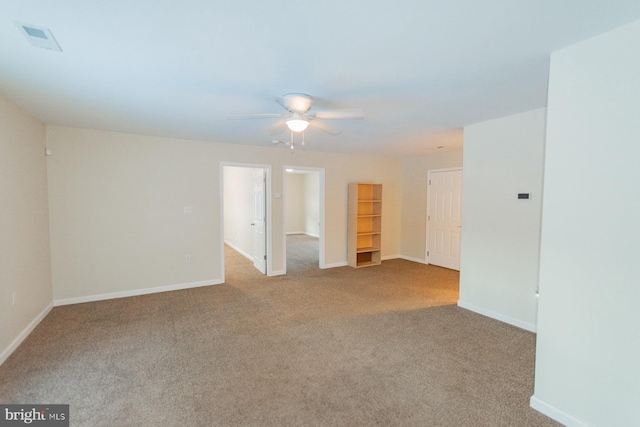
283,167,325,273
426,168,463,270
221,163,271,279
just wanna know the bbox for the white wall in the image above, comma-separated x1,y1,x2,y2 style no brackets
46,126,403,300
0,95,53,364
532,20,640,427
400,150,463,262
458,108,546,331
223,166,262,260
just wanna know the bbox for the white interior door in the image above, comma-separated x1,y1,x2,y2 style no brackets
427,169,462,270
252,169,267,274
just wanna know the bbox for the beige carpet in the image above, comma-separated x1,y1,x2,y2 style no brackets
0,235,558,426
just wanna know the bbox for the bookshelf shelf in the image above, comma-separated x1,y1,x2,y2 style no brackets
348,183,382,268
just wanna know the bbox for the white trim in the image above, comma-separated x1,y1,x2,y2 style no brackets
382,254,401,261
219,164,226,284
318,170,325,269
54,279,223,306
457,300,537,333
322,261,348,269
224,239,253,262
269,269,286,276
530,396,589,427
0,302,53,366
399,255,428,264
427,167,464,173
265,167,273,275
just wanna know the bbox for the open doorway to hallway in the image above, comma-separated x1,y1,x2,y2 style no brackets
221,163,271,278
283,167,325,273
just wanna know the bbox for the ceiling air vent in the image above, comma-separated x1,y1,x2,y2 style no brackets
14,22,62,51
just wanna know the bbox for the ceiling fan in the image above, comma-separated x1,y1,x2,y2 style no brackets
229,93,365,137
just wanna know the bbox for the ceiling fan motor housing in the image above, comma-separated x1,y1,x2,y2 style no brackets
281,93,313,112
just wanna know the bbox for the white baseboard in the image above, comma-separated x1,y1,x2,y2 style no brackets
530,395,588,427
1,302,54,366
224,240,253,262
319,256,412,268
399,255,428,264
457,300,537,333
322,261,348,269
269,270,286,276
54,279,223,306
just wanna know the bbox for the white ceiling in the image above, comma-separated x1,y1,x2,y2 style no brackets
2,1,640,157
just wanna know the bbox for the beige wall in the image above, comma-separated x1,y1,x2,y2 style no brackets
0,95,52,363
284,173,305,234
400,150,464,261
303,173,320,237
532,20,640,426
46,126,402,300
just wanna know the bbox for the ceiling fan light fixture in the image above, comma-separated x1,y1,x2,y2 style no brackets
286,118,309,132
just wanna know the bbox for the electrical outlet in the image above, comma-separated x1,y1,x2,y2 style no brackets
12,292,17,306
185,255,191,263
184,206,192,213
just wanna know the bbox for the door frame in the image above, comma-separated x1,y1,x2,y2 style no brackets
426,167,463,267
251,168,267,274
220,162,272,282
282,166,326,272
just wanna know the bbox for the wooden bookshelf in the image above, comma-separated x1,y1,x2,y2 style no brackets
348,183,382,268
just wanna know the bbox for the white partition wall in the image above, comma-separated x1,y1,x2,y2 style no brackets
458,108,546,331
532,20,640,426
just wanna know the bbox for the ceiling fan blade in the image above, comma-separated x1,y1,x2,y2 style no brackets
268,120,287,135
309,120,342,136
271,140,291,147
311,108,365,120
228,113,288,120
275,96,289,111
